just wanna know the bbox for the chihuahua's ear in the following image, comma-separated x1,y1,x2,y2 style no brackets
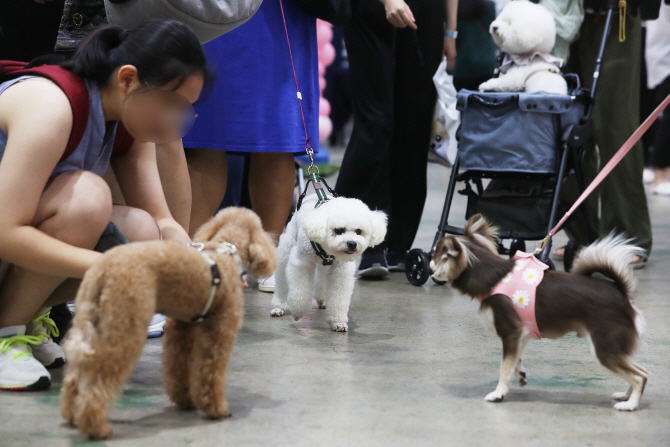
464,214,499,254
300,208,329,244
368,210,388,247
435,236,464,260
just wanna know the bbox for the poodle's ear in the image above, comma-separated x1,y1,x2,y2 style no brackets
367,210,388,248
463,214,499,254
246,226,277,279
300,208,329,244
192,210,226,243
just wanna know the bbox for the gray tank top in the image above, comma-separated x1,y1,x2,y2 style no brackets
0,75,117,177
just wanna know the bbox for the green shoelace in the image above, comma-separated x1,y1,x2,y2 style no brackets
0,334,42,360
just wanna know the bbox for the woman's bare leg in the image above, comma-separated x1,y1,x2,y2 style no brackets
248,152,296,244
0,171,112,327
186,149,228,237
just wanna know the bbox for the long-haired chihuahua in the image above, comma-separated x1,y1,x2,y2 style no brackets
431,214,647,411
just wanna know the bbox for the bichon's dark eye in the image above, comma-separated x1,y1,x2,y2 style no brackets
355,229,362,235
334,228,346,235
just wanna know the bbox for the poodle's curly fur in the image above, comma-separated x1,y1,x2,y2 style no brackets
60,208,276,439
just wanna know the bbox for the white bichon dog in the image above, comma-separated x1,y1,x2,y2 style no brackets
270,195,387,332
479,1,568,95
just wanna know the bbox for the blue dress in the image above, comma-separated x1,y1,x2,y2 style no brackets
183,0,319,154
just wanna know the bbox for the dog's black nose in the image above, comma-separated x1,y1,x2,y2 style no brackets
492,25,498,32
347,241,357,251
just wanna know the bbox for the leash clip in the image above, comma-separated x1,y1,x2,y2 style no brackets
534,234,552,255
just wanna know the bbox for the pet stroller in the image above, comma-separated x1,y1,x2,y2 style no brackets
405,3,619,286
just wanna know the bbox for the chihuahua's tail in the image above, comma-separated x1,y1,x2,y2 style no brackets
571,234,645,302
572,234,646,338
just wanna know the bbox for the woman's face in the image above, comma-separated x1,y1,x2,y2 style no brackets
115,66,204,144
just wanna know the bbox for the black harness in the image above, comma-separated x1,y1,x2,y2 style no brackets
296,172,339,266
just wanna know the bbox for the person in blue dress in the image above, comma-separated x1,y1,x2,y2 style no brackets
184,0,319,294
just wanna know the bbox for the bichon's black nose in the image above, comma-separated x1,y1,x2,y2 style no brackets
347,241,357,251
492,25,498,32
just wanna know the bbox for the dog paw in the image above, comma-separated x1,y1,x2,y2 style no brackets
614,400,639,411
484,390,505,402
612,391,630,401
270,308,284,317
318,301,327,309
331,322,348,332
479,80,498,92
517,370,528,387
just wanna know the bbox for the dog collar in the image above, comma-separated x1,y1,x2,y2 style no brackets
189,242,248,323
311,241,335,266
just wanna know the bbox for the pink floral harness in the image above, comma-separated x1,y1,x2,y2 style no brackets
478,251,548,339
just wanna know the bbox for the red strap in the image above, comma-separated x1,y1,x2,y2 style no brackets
277,0,312,151
112,122,134,155
0,61,88,162
549,92,670,237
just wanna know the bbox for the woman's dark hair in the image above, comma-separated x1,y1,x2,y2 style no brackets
62,19,212,90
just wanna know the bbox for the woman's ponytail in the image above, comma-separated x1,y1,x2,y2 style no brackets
62,20,210,90
61,26,128,86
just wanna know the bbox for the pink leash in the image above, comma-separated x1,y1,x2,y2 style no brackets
536,92,670,252
278,0,312,155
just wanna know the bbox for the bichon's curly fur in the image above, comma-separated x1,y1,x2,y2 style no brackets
60,208,276,439
478,1,568,94
271,195,387,332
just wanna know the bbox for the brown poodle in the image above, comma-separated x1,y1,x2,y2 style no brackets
60,207,276,439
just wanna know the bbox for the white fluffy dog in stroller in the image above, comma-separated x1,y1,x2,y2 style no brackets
271,195,387,331
479,1,568,95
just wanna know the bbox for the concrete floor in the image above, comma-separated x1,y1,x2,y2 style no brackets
2,156,670,446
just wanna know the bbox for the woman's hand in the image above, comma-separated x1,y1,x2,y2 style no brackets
380,0,417,29
111,139,191,245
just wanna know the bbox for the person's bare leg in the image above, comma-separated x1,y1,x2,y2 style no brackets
186,149,228,237
248,152,295,244
44,205,161,308
157,140,192,233
0,171,112,327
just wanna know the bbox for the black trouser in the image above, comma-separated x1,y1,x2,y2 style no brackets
335,0,445,255
649,75,670,169
0,0,65,61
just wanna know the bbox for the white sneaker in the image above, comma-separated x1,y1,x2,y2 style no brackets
27,308,66,369
643,168,655,184
258,275,275,293
148,314,166,338
650,182,670,196
0,326,51,391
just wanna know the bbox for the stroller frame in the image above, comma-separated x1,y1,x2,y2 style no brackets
405,2,618,286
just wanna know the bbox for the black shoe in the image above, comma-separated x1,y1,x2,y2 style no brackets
387,249,406,273
357,245,389,278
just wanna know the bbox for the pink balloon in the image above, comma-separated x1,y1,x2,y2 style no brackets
319,115,333,142
318,61,326,77
319,43,336,67
319,76,326,92
319,97,331,116
316,24,333,48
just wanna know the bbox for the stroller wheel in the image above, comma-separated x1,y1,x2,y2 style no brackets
509,239,526,258
405,249,431,286
563,240,580,272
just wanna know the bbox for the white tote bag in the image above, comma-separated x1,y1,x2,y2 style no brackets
429,57,460,167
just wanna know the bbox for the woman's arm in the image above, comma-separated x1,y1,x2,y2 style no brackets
156,140,192,233
111,140,191,244
444,0,459,69
0,79,102,278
